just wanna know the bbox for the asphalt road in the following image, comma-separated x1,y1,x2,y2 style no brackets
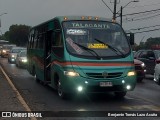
0,57,160,120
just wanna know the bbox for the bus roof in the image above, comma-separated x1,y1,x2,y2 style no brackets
54,16,112,22
31,16,113,30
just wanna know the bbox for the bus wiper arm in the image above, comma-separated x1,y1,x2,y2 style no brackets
94,38,125,58
73,42,101,60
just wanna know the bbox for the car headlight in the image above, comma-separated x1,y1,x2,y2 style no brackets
12,55,15,57
64,71,79,76
127,71,136,76
2,50,6,53
21,59,27,62
141,63,145,67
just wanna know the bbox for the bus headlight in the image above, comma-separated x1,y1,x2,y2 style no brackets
64,71,79,76
127,71,135,76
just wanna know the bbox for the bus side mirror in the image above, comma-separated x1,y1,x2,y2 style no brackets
126,33,134,45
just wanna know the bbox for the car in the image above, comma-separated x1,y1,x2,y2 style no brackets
1,44,16,57
15,50,27,68
154,59,160,85
134,59,146,82
134,50,160,75
8,47,26,63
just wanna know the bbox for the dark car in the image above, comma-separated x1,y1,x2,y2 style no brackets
134,50,160,75
134,59,146,82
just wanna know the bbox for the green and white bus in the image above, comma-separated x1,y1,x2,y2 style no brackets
27,16,136,99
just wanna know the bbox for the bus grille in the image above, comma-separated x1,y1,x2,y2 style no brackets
86,72,123,79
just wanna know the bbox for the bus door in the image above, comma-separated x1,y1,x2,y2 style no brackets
44,30,52,84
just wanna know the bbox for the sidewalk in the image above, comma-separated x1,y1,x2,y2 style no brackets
0,67,26,111
0,66,31,120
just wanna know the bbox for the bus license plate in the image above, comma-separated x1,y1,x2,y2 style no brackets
100,82,112,87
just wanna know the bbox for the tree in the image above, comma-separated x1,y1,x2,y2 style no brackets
0,34,6,40
136,37,160,50
4,24,31,46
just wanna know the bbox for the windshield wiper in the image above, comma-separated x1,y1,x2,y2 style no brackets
94,38,125,58
73,42,101,60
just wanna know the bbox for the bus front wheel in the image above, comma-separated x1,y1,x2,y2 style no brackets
57,79,68,99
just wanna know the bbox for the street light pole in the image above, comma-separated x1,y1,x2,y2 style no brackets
0,13,7,35
0,13,7,27
120,6,123,26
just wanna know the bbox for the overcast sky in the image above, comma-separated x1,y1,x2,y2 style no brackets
0,0,160,44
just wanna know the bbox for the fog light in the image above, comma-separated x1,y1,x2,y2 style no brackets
85,81,88,84
126,85,131,90
77,86,83,92
122,80,125,84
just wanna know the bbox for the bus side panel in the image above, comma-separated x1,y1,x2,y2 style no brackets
28,49,45,81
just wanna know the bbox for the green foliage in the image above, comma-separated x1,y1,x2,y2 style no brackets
4,24,31,46
135,37,160,50
0,35,5,40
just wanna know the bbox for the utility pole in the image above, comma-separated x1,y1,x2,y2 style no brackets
113,0,117,20
120,6,122,26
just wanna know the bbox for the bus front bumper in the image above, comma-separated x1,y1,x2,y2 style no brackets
61,75,136,94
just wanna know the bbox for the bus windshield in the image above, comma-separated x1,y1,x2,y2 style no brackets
63,21,130,59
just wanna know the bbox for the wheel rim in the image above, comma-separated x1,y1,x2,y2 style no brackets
58,80,63,97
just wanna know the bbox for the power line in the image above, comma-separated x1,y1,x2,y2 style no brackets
123,8,160,17
133,28,160,34
129,24,160,31
129,10,160,20
126,2,160,9
125,13,160,22
101,0,113,14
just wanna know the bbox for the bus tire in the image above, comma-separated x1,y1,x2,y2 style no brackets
114,91,126,98
57,79,68,99
31,66,36,76
35,74,40,83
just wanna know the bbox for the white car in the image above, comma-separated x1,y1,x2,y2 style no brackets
154,59,160,85
15,50,27,68
8,47,26,63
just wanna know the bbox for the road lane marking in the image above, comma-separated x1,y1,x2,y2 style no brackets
0,66,37,120
125,96,134,99
121,105,160,111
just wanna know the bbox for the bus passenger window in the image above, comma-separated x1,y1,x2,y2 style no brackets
53,32,63,47
52,31,64,58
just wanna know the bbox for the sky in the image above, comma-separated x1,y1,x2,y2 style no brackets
0,0,160,44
